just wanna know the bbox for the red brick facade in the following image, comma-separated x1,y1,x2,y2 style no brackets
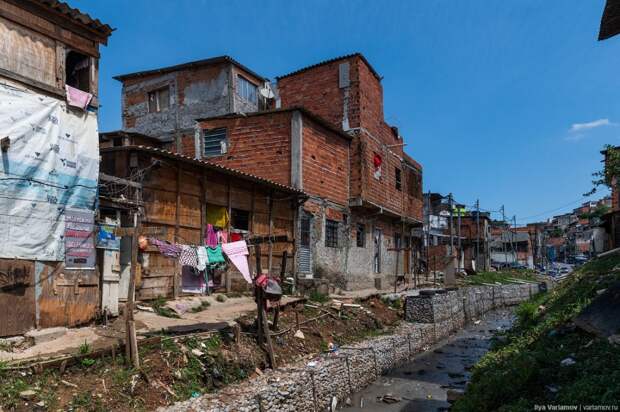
277,54,423,223
196,109,350,208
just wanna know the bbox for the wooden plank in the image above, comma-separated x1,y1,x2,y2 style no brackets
100,173,143,189
0,259,35,336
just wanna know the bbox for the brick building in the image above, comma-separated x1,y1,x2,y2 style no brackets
114,56,267,155
113,53,424,290
272,53,424,289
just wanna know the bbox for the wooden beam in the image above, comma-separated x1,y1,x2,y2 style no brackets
173,165,181,298
226,179,232,293
99,173,142,189
267,191,274,274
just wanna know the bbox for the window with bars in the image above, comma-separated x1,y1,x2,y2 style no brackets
237,75,257,104
356,223,365,247
395,167,402,191
325,219,339,248
203,128,227,157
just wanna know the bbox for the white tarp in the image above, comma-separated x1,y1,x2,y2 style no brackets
0,81,99,261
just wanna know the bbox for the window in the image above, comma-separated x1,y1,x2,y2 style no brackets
407,169,422,199
395,167,402,191
325,219,339,248
65,50,91,92
231,209,250,231
148,87,170,113
394,233,402,249
300,215,311,247
237,75,257,104
356,223,365,247
203,128,228,157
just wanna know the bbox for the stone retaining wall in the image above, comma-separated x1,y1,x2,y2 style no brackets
162,283,540,412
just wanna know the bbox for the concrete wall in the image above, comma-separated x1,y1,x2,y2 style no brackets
120,62,264,146
162,283,539,412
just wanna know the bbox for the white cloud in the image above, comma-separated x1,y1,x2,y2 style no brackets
569,118,615,133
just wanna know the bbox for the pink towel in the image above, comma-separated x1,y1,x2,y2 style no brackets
205,224,218,248
65,85,93,110
222,240,251,284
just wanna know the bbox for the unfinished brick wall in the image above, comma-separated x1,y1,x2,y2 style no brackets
197,110,350,208
277,54,423,223
302,118,350,206
197,111,293,187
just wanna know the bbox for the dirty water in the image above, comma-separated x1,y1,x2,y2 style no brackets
343,309,515,412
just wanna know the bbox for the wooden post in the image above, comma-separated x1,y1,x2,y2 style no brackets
267,192,274,274
174,165,181,298
125,210,141,369
280,250,288,283
226,179,232,293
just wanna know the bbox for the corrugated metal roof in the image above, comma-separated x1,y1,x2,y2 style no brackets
276,53,382,81
113,56,267,82
100,145,306,196
33,0,113,38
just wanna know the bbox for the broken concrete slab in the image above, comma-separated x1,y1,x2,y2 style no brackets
25,327,68,345
574,281,620,338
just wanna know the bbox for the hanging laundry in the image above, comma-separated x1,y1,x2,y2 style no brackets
221,240,252,284
181,266,204,294
230,232,242,242
65,84,93,110
205,224,218,248
179,245,198,267
206,206,229,228
149,238,181,258
218,230,228,244
196,246,209,271
206,244,225,265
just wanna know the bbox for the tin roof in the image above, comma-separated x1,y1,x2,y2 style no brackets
27,0,114,42
276,53,382,81
113,55,267,82
100,145,306,196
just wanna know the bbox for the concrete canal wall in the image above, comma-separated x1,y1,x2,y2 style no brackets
162,283,540,412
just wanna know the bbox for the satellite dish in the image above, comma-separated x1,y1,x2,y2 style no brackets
259,82,275,99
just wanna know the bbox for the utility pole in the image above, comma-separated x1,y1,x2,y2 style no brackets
501,205,507,267
476,199,480,269
448,193,454,256
457,204,462,272
512,215,517,266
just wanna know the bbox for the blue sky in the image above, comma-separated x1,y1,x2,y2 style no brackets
71,0,620,224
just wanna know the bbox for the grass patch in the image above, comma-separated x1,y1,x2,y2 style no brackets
78,340,91,355
465,269,538,285
453,255,620,411
190,300,211,313
215,294,227,303
151,296,180,318
309,291,329,304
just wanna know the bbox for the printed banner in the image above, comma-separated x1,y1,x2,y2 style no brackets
65,209,95,269
0,81,99,261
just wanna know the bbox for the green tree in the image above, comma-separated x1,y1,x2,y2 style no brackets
586,144,620,196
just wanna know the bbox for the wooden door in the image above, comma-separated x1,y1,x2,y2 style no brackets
0,260,35,337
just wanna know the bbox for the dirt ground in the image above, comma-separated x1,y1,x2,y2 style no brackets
0,297,401,411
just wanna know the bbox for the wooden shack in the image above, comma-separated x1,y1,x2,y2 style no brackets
99,138,305,303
